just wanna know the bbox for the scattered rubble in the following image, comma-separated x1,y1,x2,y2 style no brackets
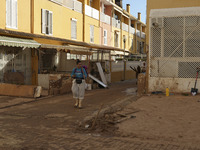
78,107,140,136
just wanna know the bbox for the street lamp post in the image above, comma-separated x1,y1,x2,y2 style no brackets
123,36,127,60
123,36,127,81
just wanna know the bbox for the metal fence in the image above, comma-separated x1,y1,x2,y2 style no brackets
150,15,200,78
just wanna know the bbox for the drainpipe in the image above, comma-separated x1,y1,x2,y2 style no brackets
83,0,86,42
31,0,34,34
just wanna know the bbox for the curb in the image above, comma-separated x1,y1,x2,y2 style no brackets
0,95,54,110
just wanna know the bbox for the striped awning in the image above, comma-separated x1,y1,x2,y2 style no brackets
0,36,41,48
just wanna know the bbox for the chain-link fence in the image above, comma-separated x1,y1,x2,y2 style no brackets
150,15,200,79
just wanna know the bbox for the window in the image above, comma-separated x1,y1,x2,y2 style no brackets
42,9,53,35
102,3,105,13
6,0,17,29
114,32,119,47
90,25,94,43
131,39,134,51
137,41,140,53
66,53,70,59
89,0,93,6
141,42,144,53
71,19,77,40
103,30,107,45
92,52,97,60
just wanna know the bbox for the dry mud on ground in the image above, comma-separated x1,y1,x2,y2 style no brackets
1,81,200,149
83,94,200,148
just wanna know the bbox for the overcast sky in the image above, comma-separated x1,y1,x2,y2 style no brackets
123,0,146,23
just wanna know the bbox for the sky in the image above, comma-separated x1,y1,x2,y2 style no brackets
123,0,146,23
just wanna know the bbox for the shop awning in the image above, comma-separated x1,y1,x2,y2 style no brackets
40,44,93,55
0,36,41,48
111,50,130,56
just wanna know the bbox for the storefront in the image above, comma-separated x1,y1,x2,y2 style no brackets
0,36,40,85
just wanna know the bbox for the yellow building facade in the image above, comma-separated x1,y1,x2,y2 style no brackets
0,0,146,85
34,0,84,42
0,0,31,33
0,0,146,54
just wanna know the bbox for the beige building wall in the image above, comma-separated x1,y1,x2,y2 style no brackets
146,0,200,48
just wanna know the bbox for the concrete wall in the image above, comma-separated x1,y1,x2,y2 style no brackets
149,77,200,93
110,61,139,82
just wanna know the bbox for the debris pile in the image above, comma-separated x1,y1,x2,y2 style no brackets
49,74,72,95
79,107,140,136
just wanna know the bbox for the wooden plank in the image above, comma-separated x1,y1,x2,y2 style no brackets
0,83,37,98
89,74,107,88
96,62,107,85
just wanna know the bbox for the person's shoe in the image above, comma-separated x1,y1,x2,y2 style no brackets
78,99,83,109
74,99,79,108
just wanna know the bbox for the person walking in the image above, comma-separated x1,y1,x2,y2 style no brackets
71,59,87,109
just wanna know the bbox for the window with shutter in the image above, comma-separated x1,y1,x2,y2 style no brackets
103,29,107,45
71,19,77,40
6,0,17,29
137,41,140,53
114,32,119,47
132,39,134,51
49,11,53,35
90,25,94,43
42,9,46,34
41,9,53,35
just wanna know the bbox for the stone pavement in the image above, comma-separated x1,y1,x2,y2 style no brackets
0,80,200,150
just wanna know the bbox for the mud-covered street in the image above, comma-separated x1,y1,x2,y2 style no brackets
0,81,200,150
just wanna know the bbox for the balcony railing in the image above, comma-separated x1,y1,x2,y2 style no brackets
74,0,82,13
112,18,120,29
49,0,63,5
130,26,135,34
100,13,111,25
63,0,82,13
141,32,146,39
122,23,128,32
136,29,140,37
85,5,99,20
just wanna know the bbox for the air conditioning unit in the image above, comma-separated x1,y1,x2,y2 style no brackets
151,18,163,28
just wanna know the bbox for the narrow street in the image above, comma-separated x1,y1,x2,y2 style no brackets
0,81,200,150
0,81,137,149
